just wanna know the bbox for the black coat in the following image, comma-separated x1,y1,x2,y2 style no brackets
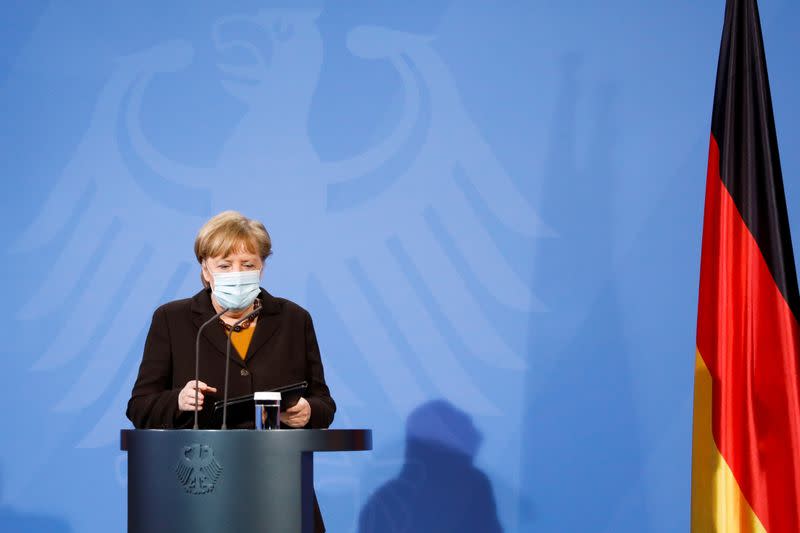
126,287,335,531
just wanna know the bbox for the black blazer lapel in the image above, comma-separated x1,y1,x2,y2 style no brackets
190,289,242,367
245,289,282,362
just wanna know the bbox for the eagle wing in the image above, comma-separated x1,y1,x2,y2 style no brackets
17,41,207,445
314,26,553,418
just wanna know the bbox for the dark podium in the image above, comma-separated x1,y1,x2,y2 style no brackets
121,429,372,533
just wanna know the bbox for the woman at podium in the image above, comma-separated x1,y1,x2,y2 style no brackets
126,210,336,532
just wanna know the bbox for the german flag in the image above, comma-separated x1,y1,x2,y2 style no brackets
691,0,800,531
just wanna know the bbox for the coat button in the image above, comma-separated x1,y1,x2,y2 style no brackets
240,368,250,377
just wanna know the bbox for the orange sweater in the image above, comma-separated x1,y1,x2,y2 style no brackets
226,325,255,360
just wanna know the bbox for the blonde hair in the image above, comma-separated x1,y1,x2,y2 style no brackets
194,210,272,268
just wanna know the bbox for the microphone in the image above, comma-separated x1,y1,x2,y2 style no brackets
193,308,228,429
221,305,262,429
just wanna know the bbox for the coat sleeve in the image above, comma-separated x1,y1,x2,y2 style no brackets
126,306,192,429
303,311,336,429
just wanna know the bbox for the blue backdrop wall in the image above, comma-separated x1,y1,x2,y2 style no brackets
1,1,799,531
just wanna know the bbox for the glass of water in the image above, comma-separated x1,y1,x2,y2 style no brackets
254,391,281,430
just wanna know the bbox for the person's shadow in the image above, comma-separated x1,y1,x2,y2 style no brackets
358,400,503,532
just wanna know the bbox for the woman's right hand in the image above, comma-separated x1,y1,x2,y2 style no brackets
178,380,218,411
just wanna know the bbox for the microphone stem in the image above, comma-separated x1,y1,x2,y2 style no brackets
194,309,228,429
221,306,262,430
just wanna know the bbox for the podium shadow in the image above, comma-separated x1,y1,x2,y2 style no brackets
0,464,72,532
358,400,502,533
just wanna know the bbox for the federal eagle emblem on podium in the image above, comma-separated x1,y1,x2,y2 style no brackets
175,443,222,495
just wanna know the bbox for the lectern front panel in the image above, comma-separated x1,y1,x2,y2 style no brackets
125,430,312,533
122,429,371,533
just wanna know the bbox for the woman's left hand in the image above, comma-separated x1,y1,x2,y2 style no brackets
280,397,311,428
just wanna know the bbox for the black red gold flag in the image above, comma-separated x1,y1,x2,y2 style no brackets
691,0,800,531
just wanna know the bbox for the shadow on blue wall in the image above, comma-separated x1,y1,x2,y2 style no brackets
521,55,648,531
0,465,72,533
358,400,502,532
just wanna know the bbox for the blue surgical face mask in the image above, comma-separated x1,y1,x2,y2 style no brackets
211,270,261,311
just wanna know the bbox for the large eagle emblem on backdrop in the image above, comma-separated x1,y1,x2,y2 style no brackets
18,8,551,448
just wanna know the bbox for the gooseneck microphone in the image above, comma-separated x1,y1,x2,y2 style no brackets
221,306,262,429
193,308,228,429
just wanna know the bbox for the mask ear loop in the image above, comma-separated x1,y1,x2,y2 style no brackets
201,260,214,289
